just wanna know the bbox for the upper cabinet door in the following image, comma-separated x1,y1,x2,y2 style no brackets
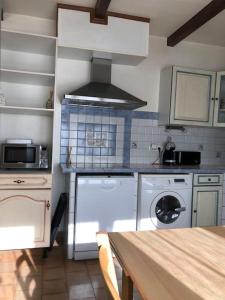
213,72,225,127
170,67,215,126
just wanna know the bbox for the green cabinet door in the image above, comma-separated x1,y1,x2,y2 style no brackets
192,186,223,227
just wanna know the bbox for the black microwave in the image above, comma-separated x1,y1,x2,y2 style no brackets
175,151,201,165
1,144,49,169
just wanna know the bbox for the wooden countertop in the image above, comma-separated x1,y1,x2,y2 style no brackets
109,227,225,300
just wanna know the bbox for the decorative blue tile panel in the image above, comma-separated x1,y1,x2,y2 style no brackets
76,122,117,156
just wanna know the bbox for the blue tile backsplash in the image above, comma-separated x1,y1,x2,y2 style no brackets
60,104,225,167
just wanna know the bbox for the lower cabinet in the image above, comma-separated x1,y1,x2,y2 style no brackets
0,174,52,250
192,186,223,227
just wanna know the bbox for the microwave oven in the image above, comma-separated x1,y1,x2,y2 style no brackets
1,144,49,169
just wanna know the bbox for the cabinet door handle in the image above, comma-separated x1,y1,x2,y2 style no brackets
13,180,25,184
46,201,51,210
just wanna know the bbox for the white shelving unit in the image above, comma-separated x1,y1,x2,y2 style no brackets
0,105,54,116
0,12,57,148
1,29,57,55
1,68,55,86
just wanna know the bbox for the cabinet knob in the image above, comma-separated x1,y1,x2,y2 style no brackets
13,180,25,184
46,201,51,210
193,210,197,213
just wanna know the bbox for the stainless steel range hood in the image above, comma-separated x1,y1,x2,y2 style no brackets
64,58,147,110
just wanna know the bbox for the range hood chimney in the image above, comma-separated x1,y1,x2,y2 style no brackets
63,58,147,110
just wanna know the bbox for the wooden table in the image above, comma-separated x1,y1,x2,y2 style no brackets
109,227,225,300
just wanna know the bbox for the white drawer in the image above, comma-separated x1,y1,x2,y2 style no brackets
0,174,52,189
194,174,223,185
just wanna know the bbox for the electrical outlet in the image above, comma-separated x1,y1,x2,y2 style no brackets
216,151,221,158
131,142,138,149
150,144,160,151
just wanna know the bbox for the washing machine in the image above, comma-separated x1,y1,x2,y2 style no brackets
138,174,193,230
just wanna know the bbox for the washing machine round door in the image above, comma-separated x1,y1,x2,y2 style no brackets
150,191,187,228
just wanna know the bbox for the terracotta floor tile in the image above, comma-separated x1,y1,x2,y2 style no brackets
43,279,67,295
14,289,42,300
85,259,99,265
47,247,64,258
15,265,42,278
0,272,16,285
15,275,42,291
86,264,101,276
93,287,109,300
43,257,64,269
0,285,15,300
65,260,87,273
68,283,95,299
43,267,65,281
67,271,95,299
42,293,69,300
15,258,43,270
0,248,116,300
66,271,90,284
0,261,16,273
13,248,43,259
89,274,105,289
0,251,14,263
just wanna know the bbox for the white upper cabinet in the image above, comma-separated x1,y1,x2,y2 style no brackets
159,66,216,127
57,8,149,64
213,72,225,127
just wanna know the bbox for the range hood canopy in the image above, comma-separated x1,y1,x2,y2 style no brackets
64,58,147,110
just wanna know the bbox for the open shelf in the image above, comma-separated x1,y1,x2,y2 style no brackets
1,68,55,86
58,46,145,66
0,105,54,116
1,29,57,56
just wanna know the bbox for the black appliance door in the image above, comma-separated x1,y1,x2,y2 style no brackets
4,145,37,165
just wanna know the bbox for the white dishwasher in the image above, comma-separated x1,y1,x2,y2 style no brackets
74,174,137,260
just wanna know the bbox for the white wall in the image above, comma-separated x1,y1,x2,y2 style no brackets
112,36,225,112
52,35,225,216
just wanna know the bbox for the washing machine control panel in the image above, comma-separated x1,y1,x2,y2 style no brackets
174,178,185,183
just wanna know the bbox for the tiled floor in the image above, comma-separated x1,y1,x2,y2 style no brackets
0,244,141,300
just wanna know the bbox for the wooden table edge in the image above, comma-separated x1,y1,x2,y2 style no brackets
109,236,135,300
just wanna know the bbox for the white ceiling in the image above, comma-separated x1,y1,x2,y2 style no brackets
4,0,225,47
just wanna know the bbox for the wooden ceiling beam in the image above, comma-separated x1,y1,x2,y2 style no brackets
167,0,225,47
95,0,111,19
